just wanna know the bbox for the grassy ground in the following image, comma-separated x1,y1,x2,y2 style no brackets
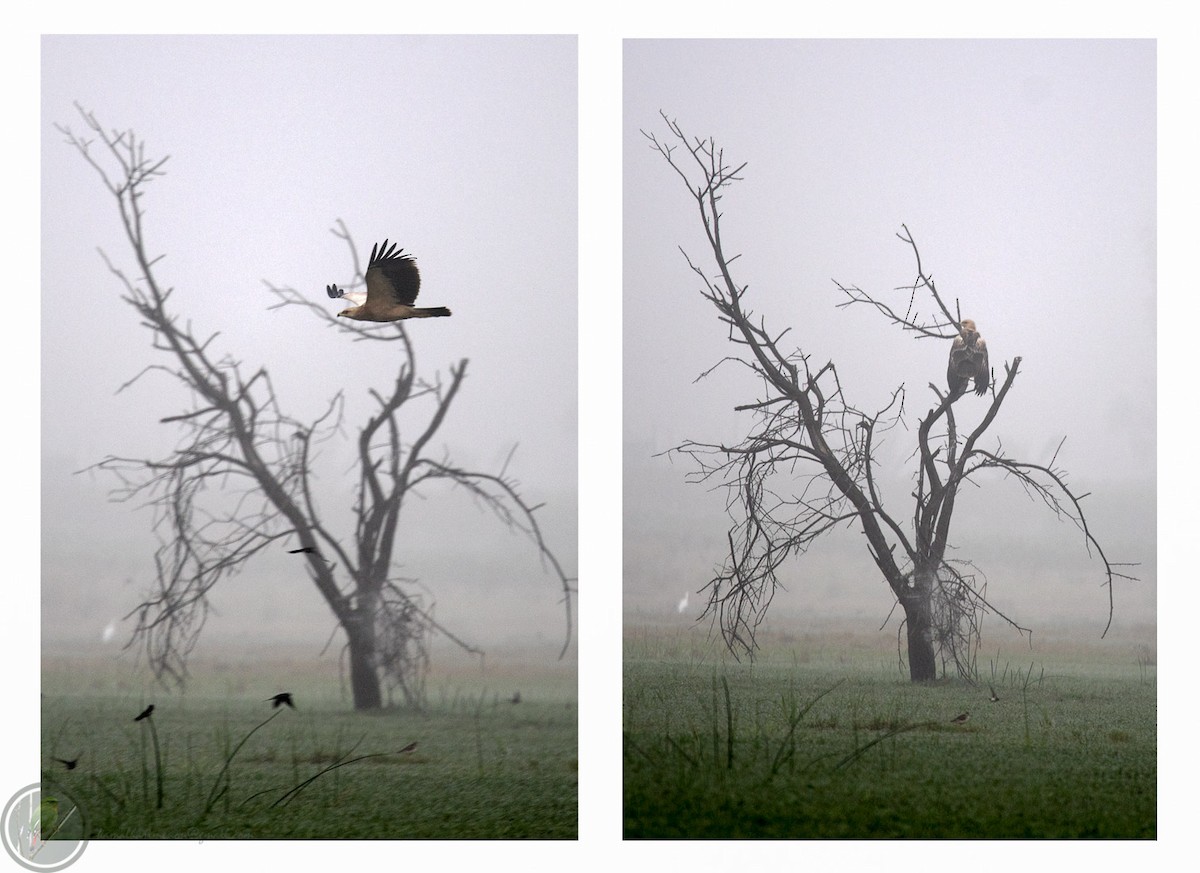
41,646,576,839
624,622,1155,838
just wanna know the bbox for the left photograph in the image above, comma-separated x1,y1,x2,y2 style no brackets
40,35,577,840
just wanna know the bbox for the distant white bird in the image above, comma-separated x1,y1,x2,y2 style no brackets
677,591,690,614
101,620,117,644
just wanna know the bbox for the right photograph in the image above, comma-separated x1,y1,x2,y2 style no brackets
622,39,1156,839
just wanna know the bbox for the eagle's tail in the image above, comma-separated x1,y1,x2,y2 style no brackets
411,307,452,318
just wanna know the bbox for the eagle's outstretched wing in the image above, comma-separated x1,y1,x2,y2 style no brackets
364,240,422,308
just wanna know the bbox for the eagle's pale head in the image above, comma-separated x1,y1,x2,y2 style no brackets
960,318,978,334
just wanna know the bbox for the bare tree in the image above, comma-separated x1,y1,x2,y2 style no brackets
644,113,1134,682
57,104,574,710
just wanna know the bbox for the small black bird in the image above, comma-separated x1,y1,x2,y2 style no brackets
133,705,155,722
510,691,521,704
398,741,418,753
266,692,295,709
53,757,78,771
287,547,319,555
950,712,970,724
988,685,1000,703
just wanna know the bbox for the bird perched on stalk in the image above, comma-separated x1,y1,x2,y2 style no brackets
266,692,295,709
52,757,78,771
950,712,970,724
328,240,452,322
133,704,154,722
947,318,990,397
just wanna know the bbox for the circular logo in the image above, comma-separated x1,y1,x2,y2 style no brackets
1,783,89,871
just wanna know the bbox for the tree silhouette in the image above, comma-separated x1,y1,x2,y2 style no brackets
644,113,1133,681
58,104,574,709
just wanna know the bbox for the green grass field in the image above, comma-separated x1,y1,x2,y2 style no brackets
624,622,1155,838
41,646,576,839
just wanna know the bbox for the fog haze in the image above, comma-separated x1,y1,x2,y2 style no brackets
623,39,1156,636
41,35,578,661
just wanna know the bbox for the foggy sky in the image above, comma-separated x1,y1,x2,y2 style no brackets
40,36,578,657
623,40,1157,630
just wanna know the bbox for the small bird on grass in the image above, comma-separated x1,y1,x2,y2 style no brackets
988,685,1000,703
510,691,521,704
398,741,418,753
52,757,78,771
133,705,155,722
950,712,970,724
266,692,296,709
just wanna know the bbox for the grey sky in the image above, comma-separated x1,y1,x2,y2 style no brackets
623,39,1156,630
40,35,577,656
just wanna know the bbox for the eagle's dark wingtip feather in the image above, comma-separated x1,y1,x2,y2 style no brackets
326,284,342,299
368,239,412,267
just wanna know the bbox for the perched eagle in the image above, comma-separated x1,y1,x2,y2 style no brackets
947,318,990,397
327,240,452,322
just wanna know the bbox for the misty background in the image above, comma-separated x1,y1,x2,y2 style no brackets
623,39,1156,641
40,35,578,664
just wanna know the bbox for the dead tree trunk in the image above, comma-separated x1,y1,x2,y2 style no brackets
901,564,938,682
346,608,383,711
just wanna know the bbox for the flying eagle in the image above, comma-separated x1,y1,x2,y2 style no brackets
327,240,452,322
947,318,990,397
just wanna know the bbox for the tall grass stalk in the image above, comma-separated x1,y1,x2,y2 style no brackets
136,714,164,809
199,709,282,820
270,734,368,807
721,675,734,770
767,679,846,779
474,690,487,777
710,675,719,769
1020,660,1035,744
